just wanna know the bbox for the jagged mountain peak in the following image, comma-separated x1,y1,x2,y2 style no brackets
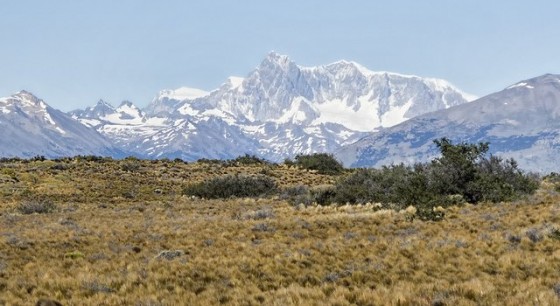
72,53,473,162
70,99,115,119
0,90,53,117
96,99,113,107
92,100,116,113
115,100,144,120
257,52,298,74
14,89,39,98
264,51,291,65
118,100,136,108
7,90,45,107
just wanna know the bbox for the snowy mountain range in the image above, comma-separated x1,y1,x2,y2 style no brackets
336,74,560,173
0,91,123,158
1,53,558,173
69,52,473,161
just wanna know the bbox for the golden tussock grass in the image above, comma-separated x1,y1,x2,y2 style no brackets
0,159,559,305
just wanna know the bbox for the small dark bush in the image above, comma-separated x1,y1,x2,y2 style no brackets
548,228,560,240
553,283,560,299
121,160,141,172
251,208,275,220
30,155,47,162
526,228,542,243
283,158,296,167
183,174,277,199
313,186,338,205
17,200,57,214
294,153,344,175
252,223,276,233
82,280,115,294
75,155,112,163
227,154,270,166
281,185,311,206
197,158,225,165
50,163,68,171
154,250,184,261
280,185,338,206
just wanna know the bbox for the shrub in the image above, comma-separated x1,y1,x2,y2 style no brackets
17,200,57,214
121,159,141,172
471,156,540,202
246,208,275,220
197,158,225,166
321,138,539,217
312,185,338,206
281,185,313,206
154,250,184,261
173,157,187,164
183,174,277,199
283,158,296,167
227,154,271,166
428,138,489,202
252,223,276,233
82,280,115,294
330,164,434,208
30,155,47,162
294,153,344,175
280,184,339,206
74,155,112,163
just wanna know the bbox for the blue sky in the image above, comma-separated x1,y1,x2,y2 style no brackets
1,0,559,110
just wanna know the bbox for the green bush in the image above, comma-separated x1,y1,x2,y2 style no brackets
294,153,344,175
322,138,539,213
280,184,340,206
227,154,271,166
196,158,225,165
184,174,277,199
329,165,434,208
196,155,271,167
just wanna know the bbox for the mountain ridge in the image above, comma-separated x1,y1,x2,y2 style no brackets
336,73,560,173
0,91,125,158
70,52,472,161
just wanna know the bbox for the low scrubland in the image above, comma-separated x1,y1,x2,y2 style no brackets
1,143,559,305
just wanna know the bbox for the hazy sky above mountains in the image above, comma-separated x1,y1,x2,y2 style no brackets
1,0,559,110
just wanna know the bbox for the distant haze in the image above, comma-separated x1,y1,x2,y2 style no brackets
0,0,559,111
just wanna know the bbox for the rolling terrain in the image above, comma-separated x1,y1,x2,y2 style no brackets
1,158,559,305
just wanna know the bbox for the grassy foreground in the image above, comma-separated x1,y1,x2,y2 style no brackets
1,158,560,305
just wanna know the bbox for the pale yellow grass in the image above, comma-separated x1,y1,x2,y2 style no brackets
0,160,559,305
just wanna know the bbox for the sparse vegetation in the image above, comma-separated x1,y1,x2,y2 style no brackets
0,147,557,305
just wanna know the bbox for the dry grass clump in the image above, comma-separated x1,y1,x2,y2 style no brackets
0,158,559,305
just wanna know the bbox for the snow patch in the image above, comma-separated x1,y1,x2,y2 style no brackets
227,76,244,90
159,87,209,101
380,99,414,127
312,97,380,131
425,78,478,102
508,82,534,90
275,99,312,124
178,103,200,116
